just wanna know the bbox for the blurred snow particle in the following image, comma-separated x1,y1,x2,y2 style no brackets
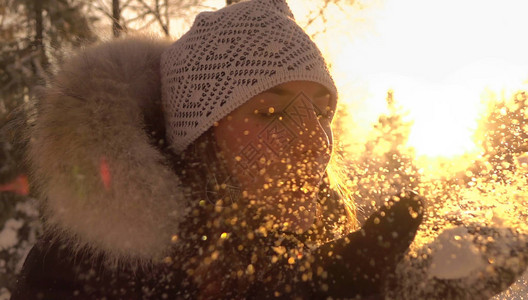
0,219,23,250
0,288,11,300
15,200,39,217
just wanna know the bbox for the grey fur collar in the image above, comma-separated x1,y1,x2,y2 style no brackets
28,36,188,268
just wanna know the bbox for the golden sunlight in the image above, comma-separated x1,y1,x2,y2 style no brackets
301,0,528,159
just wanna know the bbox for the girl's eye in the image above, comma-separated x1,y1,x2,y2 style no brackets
260,111,282,118
255,107,283,118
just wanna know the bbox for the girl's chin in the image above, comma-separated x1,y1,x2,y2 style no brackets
286,213,315,232
244,185,319,232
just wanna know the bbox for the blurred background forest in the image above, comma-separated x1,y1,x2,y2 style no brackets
1,0,527,298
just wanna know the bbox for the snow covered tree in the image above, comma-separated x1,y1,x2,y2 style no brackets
477,90,528,180
347,90,420,223
89,0,212,37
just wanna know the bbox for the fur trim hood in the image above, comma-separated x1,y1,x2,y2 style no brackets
27,36,188,268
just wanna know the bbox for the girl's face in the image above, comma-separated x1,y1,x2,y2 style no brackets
214,81,335,232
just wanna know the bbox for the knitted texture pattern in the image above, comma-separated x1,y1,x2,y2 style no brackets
161,0,337,153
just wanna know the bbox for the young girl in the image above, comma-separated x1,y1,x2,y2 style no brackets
9,0,423,298
12,0,525,299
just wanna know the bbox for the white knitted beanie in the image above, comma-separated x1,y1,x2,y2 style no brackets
161,0,338,153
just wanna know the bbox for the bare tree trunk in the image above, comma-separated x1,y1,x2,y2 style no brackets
156,0,169,36
33,0,43,48
112,0,122,37
163,0,170,36
32,0,48,72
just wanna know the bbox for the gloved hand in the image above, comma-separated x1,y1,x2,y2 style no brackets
307,192,424,298
247,192,424,299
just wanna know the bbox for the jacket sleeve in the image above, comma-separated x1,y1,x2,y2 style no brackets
10,235,146,300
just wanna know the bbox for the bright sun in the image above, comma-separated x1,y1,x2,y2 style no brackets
295,0,528,159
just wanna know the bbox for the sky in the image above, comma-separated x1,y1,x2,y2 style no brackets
317,0,528,157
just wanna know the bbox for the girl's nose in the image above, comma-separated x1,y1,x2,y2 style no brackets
288,105,332,164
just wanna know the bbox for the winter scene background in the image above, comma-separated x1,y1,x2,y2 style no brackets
1,0,528,299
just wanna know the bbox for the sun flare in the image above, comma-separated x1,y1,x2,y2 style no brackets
299,0,528,161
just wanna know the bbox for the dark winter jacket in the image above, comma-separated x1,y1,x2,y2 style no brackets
10,37,424,299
